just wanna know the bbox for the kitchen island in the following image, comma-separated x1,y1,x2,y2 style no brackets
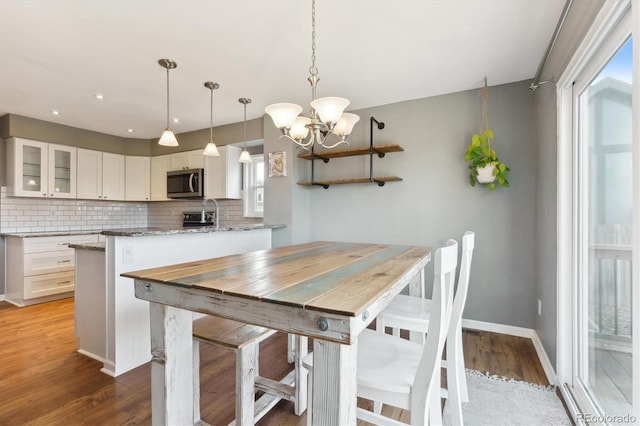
71,224,284,376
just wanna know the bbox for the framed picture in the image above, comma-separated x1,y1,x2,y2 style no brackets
268,151,287,177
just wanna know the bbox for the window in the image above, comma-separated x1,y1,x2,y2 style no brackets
243,154,264,218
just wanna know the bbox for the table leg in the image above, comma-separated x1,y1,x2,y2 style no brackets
149,302,193,426
311,339,357,425
294,335,308,415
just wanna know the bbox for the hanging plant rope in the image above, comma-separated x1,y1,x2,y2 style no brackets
480,77,491,133
464,77,510,190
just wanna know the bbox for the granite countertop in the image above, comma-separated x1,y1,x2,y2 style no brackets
101,223,285,237
69,242,106,251
1,230,102,238
1,224,285,239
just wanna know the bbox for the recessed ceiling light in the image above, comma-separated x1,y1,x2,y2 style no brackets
127,128,134,133
50,110,61,116
172,117,180,123
94,93,104,100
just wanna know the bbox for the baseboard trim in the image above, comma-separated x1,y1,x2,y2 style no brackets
0,295,5,302
462,319,535,338
531,330,558,385
461,319,558,385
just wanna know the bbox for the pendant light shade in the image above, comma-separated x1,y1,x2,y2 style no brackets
158,59,179,147
238,149,252,163
264,103,303,129
203,142,220,156
203,81,220,157
238,98,253,164
159,129,178,147
333,113,360,139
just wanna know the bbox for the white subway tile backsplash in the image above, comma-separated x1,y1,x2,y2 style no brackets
0,187,148,233
0,187,262,233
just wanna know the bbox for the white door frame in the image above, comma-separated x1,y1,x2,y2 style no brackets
557,0,638,422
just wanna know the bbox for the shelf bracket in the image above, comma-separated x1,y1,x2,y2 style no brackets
309,145,330,188
369,117,386,184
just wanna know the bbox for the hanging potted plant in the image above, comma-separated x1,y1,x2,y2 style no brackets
464,78,510,190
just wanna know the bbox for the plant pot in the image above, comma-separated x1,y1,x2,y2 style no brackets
476,163,496,184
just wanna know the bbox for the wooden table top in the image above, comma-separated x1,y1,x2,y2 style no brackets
123,241,432,317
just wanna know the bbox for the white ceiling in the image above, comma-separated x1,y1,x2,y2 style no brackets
0,0,565,140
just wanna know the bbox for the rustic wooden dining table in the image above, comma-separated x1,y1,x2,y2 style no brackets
123,240,432,425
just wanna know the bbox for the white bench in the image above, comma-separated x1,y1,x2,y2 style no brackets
193,315,307,425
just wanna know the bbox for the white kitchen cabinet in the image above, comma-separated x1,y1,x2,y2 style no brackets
47,144,77,198
77,148,103,200
5,234,100,307
77,150,126,201
170,149,203,170
125,156,150,201
6,137,76,198
102,152,125,201
151,154,171,201
204,145,242,199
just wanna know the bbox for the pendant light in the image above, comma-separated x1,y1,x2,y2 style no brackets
264,0,359,150
202,81,220,156
238,98,252,163
158,59,179,147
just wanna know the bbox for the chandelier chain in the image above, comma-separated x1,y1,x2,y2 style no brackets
309,0,318,77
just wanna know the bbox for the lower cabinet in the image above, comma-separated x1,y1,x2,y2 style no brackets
5,234,100,306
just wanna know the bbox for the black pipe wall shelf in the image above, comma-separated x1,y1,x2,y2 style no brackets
297,117,403,189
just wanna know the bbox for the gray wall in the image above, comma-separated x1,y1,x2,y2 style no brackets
532,0,605,370
266,80,539,328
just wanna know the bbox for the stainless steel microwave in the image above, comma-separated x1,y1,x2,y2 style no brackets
167,168,204,199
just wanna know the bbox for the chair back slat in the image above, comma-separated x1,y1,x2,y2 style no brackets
411,239,458,424
450,231,475,334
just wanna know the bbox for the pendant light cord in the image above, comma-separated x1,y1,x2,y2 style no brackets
166,67,171,129
210,87,214,141
243,102,247,149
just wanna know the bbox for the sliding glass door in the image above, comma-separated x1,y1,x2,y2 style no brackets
568,4,638,422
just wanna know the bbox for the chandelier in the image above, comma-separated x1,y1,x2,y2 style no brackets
264,0,359,150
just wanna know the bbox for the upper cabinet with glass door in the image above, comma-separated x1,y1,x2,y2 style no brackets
6,137,77,198
47,144,76,198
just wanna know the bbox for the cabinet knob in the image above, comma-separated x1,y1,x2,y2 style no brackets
42,193,47,197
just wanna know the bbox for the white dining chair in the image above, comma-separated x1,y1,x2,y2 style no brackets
376,231,475,425
302,239,458,425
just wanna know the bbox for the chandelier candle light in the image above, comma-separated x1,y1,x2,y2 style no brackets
264,0,360,150
203,81,221,156
238,98,252,163
158,59,179,147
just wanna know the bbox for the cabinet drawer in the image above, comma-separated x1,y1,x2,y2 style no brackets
24,234,100,254
24,271,75,300
24,251,74,276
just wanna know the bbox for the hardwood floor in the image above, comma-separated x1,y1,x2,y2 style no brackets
0,298,549,425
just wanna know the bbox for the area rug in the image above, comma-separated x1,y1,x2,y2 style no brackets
442,369,570,425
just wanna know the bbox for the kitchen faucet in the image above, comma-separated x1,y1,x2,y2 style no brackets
201,198,219,230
